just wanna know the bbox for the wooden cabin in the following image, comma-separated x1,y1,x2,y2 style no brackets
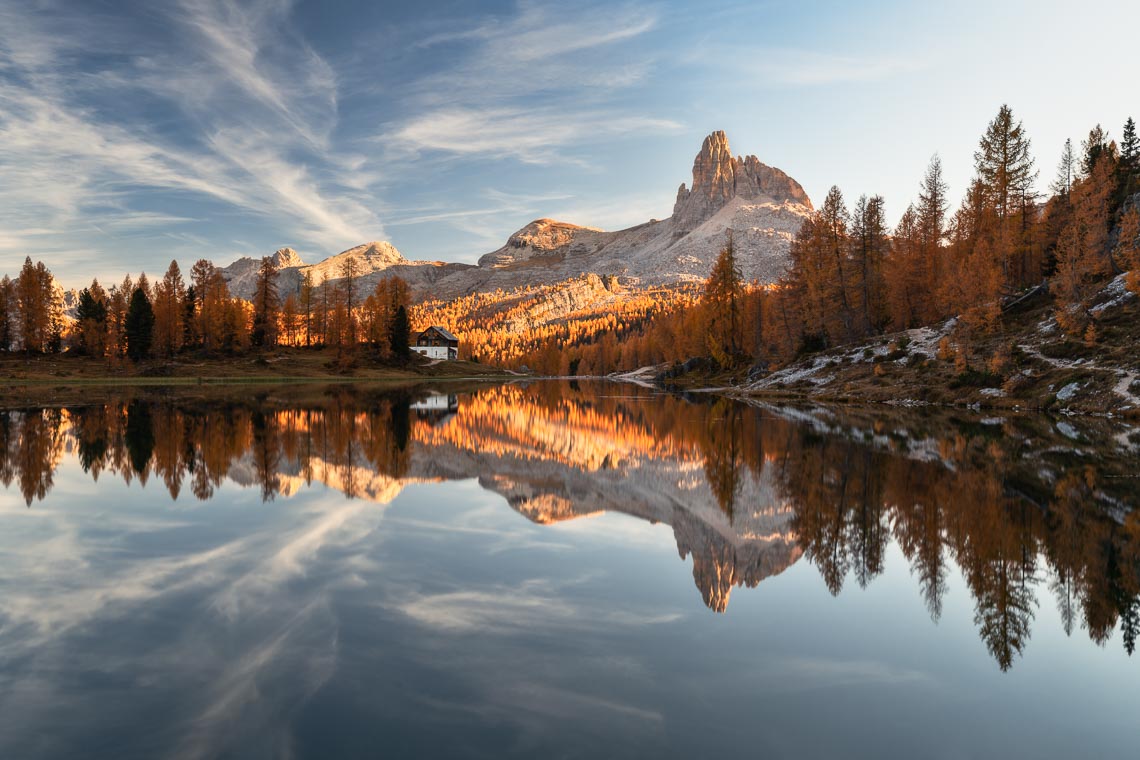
412,326,459,361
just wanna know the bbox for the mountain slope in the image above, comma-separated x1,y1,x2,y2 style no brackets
219,131,812,302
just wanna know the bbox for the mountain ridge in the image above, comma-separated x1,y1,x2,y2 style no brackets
219,131,813,302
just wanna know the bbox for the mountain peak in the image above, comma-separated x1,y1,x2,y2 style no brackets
331,241,406,269
271,247,305,269
672,131,812,231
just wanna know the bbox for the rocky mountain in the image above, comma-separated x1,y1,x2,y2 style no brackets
220,131,812,302
222,242,474,302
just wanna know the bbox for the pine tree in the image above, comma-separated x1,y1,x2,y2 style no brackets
75,279,109,357
124,286,155,361
1124,118,1139,167
390,304,411,359
1120,117,1139,200
0,275,14,352
251,256,280,348
183,285,199,349
1082,125,1109,177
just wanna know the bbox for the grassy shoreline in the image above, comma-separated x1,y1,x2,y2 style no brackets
0,349,513,407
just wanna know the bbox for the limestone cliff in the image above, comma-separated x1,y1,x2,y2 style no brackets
219,131,812,304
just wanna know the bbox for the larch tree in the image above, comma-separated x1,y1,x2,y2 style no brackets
703,232,745,365
849,194,890,333
1051,138,1076,199
819,186,856,341
336,256,360,347
973,104,1038,289
191,260,230,352
940,179,1003,335
1114,206,1140,295
299,270,315,346
280,293,300,346
15,257,55,353
916,155,949,320
885,205,923,329
152,260,185,358
107,276,133,360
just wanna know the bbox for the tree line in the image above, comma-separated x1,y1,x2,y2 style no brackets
601,106,1140,372
0,255,414,361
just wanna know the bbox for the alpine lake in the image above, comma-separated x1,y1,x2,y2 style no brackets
1,380,1138,759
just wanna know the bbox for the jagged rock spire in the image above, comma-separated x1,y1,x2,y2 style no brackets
672,130,813,231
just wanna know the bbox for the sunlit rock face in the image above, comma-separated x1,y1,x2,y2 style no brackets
221,240,475,301
464,131,813,289
216,131,812,304
672,130,812,233
673,509,802,613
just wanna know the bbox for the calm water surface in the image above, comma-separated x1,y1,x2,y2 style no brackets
1,381,1138,759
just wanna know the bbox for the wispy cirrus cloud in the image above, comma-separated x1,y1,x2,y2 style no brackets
0,0,381,279
386,107,682,164
380,1,679,164
682,43,923,87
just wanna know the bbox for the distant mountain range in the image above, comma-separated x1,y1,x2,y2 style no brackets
219,131,814,302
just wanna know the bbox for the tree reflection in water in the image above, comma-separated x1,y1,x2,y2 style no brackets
1,381,1138,671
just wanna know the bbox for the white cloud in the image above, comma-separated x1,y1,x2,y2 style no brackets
386,107,681,164
0,0,381,278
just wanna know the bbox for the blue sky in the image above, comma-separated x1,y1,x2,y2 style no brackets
1,0,1137,287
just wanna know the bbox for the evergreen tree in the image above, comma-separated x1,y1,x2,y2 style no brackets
0,275,13,352
124,286,155,361
390,304,411,359
1051,138,1076,198
251,256,280,348
1123,118,1139,167
1120,117,1139,200
75,281,109,356
183,284,199,349
1081,124,1109,177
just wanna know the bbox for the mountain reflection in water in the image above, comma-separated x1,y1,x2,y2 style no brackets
2,381,1139,674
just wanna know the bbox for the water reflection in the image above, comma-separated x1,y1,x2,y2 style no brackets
1,381,1139,672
